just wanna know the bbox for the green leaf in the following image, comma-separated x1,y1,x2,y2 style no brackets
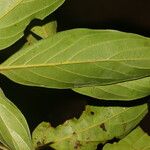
103,127,150,150
24,20,57,47
32,104,148,150
74,77,150,100
31,20,57,39
0,0,64,50
0,89,33,150
0,29,150,90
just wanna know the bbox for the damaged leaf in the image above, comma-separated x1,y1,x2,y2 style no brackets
32,104,148,150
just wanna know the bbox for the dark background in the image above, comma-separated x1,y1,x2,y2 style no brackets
0,0,150,149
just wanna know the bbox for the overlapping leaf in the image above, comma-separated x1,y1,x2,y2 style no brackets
0,29,150,90
0,142,9,150
32,104,148,150
0,89,32,150
24,20,57,47
74,77,150,100
0,0,64,50
31,20,57,39
103,127,150,150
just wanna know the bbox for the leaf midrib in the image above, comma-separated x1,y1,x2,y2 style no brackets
1,58,150,72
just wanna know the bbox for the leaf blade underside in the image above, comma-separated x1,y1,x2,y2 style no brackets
32,104,148,150
103,127,150,150
74,77,150,100
0,0,64,50
0,29,150,93
0,89,32,150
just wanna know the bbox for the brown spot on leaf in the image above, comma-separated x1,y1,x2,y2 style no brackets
100,123,107,131
73,132,76,135
74,141,82,149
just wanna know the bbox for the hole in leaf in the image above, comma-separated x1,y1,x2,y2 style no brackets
90,111,95,115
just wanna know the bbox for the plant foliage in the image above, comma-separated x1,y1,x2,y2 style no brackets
1,29,150,91
103,127,150,150
0,89,32,150
0,0,150,150
0,0,64,50
32,104,148,149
